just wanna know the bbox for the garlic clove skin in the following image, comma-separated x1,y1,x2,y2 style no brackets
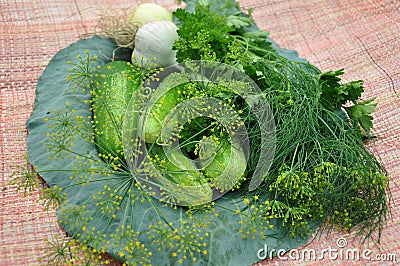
128,3,172,24
133,21,179,68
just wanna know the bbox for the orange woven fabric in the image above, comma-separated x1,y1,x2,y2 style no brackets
1,0,399,265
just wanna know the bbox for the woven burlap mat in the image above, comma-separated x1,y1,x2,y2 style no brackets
1,0,399,265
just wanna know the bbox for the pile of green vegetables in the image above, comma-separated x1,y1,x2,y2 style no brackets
95,0,388,239
24,0,390,265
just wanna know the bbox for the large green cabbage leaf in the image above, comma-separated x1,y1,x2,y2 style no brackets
26,36,318,265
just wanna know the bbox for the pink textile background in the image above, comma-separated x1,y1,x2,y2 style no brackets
1,0,399,265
